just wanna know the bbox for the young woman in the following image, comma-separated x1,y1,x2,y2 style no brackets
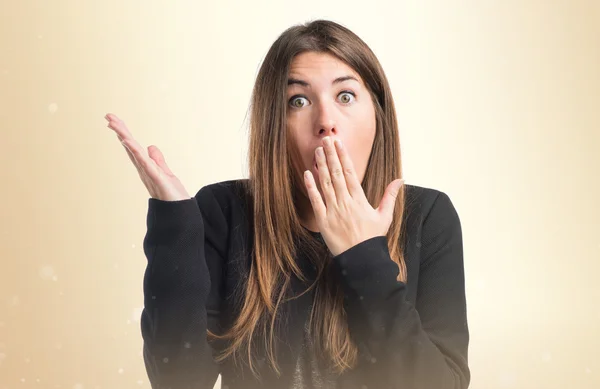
106,19,470,389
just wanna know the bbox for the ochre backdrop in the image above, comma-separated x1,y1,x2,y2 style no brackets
1,1,598,388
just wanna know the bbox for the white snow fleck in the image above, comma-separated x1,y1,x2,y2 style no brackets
39,265,56,280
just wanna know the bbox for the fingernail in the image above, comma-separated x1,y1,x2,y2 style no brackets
323,137,331,146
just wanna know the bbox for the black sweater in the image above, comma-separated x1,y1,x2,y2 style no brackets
140,179,470,389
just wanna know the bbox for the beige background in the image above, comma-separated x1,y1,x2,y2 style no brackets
1,0,598,388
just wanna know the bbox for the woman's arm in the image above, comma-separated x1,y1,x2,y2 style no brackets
332,191,470,389
141,185,227,389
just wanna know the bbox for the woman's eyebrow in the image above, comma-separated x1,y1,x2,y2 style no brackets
287,75,359,87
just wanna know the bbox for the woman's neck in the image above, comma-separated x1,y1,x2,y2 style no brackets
295,193,320,233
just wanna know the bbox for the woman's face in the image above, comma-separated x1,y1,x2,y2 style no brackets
286,51,377,197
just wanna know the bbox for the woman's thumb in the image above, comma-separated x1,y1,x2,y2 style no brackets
378,178,405,217
148,145,174,176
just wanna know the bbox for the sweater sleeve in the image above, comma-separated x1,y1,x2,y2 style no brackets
140,186,227,389
332,191,470,389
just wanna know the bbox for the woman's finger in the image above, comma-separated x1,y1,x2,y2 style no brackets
119,136,139,168
334,139,363,200
105,113,136,140
322,137,350,203
316,146,337,207
120,137,158,196
124,138,160,181
304,170,327,221
106,114,150,166
119,136,153,176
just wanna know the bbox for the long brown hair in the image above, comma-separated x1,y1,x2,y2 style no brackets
208,19,407,378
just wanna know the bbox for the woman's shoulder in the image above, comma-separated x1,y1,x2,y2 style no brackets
403,183,461,233
193,178,253,228
404,183,445,210
194,178,251,208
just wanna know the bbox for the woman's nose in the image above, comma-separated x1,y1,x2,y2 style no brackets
315,104,337,136
318,125,337,137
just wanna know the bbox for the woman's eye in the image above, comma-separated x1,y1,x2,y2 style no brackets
289,96,308,108
288,92,355,108
339,91,355,104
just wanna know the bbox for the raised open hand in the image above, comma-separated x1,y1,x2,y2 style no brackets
105,113,191,201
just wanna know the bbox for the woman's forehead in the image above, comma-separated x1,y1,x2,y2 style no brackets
288,52,362,85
